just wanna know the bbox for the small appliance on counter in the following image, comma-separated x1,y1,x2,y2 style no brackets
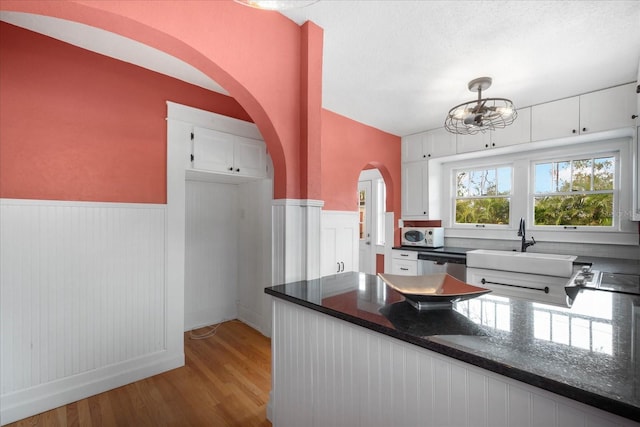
401,226,444,248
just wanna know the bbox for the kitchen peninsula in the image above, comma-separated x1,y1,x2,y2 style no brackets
266,272,640,426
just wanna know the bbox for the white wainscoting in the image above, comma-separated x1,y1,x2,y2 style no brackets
271,299,638,427
0,199,181,425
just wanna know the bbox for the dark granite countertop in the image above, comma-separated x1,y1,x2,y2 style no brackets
266,272,640,421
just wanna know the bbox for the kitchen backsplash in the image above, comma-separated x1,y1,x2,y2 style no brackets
446,237,640,260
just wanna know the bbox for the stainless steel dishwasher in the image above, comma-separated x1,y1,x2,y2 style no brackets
418,252,467,282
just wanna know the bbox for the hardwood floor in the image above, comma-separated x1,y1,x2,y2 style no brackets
7,321,272,427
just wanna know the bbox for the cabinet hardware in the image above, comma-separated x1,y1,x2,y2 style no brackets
400,253,409,257
190,132,194,140
190,154,194,162
572,129,577,134
563,226,577,230
340,261,344,272
475,224,485,228
400,267,409,271
582,127,587,132
632,114,638,119
228,167,234,171
481,278,549,294
236,168,240,172
337,262,340,272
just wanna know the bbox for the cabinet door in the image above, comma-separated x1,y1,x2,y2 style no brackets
424,127,457,158
192,127,235,173
234,136,266,178
491,107,531,147
456,131,492,154
321,213,358,276
402,133,426,162
580,83,637,134
531,97,580,141
402,162,429,217
634,126,640,221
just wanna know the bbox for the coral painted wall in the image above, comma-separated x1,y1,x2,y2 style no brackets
0,22,251,203
321,109,401,214
0,0,304,200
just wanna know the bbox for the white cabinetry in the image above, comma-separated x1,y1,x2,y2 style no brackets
391,249,421,275
456,107,531,154
321,212,359,276
580,83,637,134
192,126,266,178
401,128,455,219
402,161,429,217
402,127,456,161
634,126,640,221
531,83,636,142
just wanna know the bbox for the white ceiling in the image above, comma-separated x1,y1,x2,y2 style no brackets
2,1,640,137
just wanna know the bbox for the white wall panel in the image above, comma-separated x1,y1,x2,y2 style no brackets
0,199,175,425
184,179,238,330
271,299,639,427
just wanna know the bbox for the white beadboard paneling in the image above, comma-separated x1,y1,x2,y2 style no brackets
0,199,173,424
271,298,639,427
184,179,238,330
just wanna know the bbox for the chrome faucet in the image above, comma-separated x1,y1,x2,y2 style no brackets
518,218,536,252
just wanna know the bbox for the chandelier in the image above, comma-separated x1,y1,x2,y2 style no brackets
444,77,517,135
233,0,318,10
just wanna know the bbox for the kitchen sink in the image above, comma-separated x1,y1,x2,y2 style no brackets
466,249,577,277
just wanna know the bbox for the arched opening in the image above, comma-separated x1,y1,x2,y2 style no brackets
357,162,395,275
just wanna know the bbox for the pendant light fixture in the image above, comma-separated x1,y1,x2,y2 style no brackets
444,77,517,135
233,0,318,10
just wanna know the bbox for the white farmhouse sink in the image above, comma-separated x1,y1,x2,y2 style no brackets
466,249,577,278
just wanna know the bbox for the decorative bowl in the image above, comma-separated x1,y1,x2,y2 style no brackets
378,273,491,310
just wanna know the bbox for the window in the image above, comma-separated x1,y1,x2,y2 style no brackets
455,166,512,225
439,138,634,245
533,155,615,227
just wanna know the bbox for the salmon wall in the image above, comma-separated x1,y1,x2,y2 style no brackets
0,22,252,203
0,0,304,200
321,109,401,212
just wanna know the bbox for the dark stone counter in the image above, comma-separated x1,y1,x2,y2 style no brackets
266,272,640,421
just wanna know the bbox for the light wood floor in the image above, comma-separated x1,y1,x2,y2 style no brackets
7,321,272,427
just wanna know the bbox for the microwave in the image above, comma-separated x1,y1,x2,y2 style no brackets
401,227,444,248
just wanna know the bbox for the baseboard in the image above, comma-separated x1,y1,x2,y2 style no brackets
0,351,184,426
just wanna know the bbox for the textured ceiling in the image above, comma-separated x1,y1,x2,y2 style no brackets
280,0,640,135
2,1,639,137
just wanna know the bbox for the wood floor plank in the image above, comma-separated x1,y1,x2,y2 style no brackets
4,321,272,427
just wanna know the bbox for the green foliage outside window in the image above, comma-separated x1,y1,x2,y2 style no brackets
455,166,511,225
533,156,614,227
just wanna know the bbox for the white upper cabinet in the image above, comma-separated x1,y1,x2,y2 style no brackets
192,126,266,178
491,106,532,147
402,127,456,162
579,83,637,134
402,161,429,217
455,107,532,154
532,83,637,142
234,135,268,177
531,96,580,141
455,131,492,154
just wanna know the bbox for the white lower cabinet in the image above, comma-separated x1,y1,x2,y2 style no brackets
391,249,421,275
321,212,359,276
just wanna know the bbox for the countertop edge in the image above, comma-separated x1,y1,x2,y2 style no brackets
265,286,640,422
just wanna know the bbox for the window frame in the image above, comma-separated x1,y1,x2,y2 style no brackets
439,137,635,245
452,163,514,228
530,151,619,231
